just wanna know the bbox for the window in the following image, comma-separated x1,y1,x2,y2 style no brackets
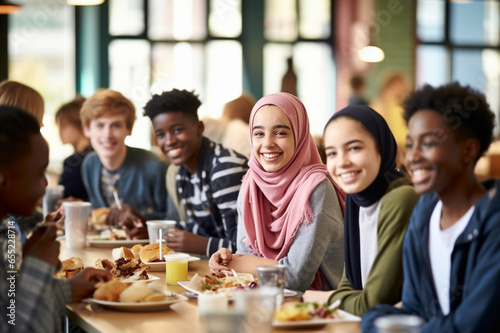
416,0,500,132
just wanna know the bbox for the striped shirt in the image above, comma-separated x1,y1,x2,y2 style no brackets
1,256,72,333
177,137,249,256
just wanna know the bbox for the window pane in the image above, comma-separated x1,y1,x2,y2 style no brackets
151,42,205,100
264,42,335,135
109,40,152,149
209,0,242,37
450,1,500,46
204,41,243,119
416,45,447,88
265,0,297,41
148,0,206,40
299,0,330,39
109,0,144,36
8,2,76,174
417,0,445,42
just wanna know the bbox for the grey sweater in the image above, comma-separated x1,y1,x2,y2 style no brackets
236,179,344,292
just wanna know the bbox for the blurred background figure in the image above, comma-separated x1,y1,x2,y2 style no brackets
281,56,298,96
348,74,369,106
0,80,44,126
55,96,92,201
202,93,255,158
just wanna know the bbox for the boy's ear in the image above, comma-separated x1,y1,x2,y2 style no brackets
0,170,11,192
83,126,90,138
462,137,481,164
196,120,204,136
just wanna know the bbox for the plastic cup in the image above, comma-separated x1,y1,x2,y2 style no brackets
146,220,177,245
63,201,91,249
233,288,278,333
43,185,64,217
256,265,287,309
164,253,189,285
375,314,424,333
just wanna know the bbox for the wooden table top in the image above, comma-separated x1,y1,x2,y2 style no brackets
60,241,361,333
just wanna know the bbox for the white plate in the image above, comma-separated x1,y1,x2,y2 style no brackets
120,274,160,283
272,309,360,327
177,281,298,298
88,294,188,312
88,238,149,248
145,255,201,272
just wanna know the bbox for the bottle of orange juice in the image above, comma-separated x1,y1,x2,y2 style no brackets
164,253,189,285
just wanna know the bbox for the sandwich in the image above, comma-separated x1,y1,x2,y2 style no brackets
55,257,84,279
112,246,136,260
139,243,174,263
90,207,110,229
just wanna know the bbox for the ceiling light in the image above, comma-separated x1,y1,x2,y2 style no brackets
358,46,385,63
67,0,105,5
0,0,21,14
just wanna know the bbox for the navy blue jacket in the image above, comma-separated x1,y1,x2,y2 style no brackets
362,179,500,333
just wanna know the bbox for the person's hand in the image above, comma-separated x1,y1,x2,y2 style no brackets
106,204,148,240
23,225,60,268
166,229,208,254
43,209,65,230
209,248,233,277
69,268,113,303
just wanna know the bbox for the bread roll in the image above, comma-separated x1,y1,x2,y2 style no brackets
131,244,143,259
139,243,173,263
93,280,129,301
54,257,84,279
119,281,153,303
112,247,135,260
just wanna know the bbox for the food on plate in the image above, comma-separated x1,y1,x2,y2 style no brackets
90,207,110,229
93,280,173,303
95,257,150,280
131,244,143,259
93,280,129,301
139,243,174,263
274,301,343,322
54,257,84,279
111,246,135,260
93,228,128,241
186,273,257,295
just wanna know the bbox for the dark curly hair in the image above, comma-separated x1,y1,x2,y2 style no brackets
0,106,40,170
403,82,495,160
143,89,201,122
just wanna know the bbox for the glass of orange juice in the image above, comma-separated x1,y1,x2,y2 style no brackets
164,253,189,285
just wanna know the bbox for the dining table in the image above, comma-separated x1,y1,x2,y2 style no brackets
60,240,361,333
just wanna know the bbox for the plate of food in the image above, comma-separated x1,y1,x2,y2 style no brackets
95,256,158,282
89,280,188,311
272,301,360,328
111,244,201,272
178,273,298,298
88,230,149,248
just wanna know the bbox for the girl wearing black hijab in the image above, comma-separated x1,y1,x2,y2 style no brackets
308,105,419,316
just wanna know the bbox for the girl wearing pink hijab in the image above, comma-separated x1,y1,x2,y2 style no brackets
209,92,345,292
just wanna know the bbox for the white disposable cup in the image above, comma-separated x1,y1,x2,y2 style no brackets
63,201,91,249
233,288,278,333
256,265,287,309
198,293,228,315
375,314,424,333
43,185,64,217
146,220,177,245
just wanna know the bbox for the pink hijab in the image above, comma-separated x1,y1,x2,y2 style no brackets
241,92,345,260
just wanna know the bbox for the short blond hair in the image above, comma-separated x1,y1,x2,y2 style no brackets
80,88,136,129
0,80,44,125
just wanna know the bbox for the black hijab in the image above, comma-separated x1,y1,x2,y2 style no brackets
325,105,403,290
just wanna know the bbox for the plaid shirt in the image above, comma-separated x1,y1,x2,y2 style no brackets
1,255,71,333
177,138,248,256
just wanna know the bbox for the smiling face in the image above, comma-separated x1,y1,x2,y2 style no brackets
405,109,465,196
152,111,204,173
84,113,131,167
2,134,49,216
324,117,381,194
252,105,295,172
